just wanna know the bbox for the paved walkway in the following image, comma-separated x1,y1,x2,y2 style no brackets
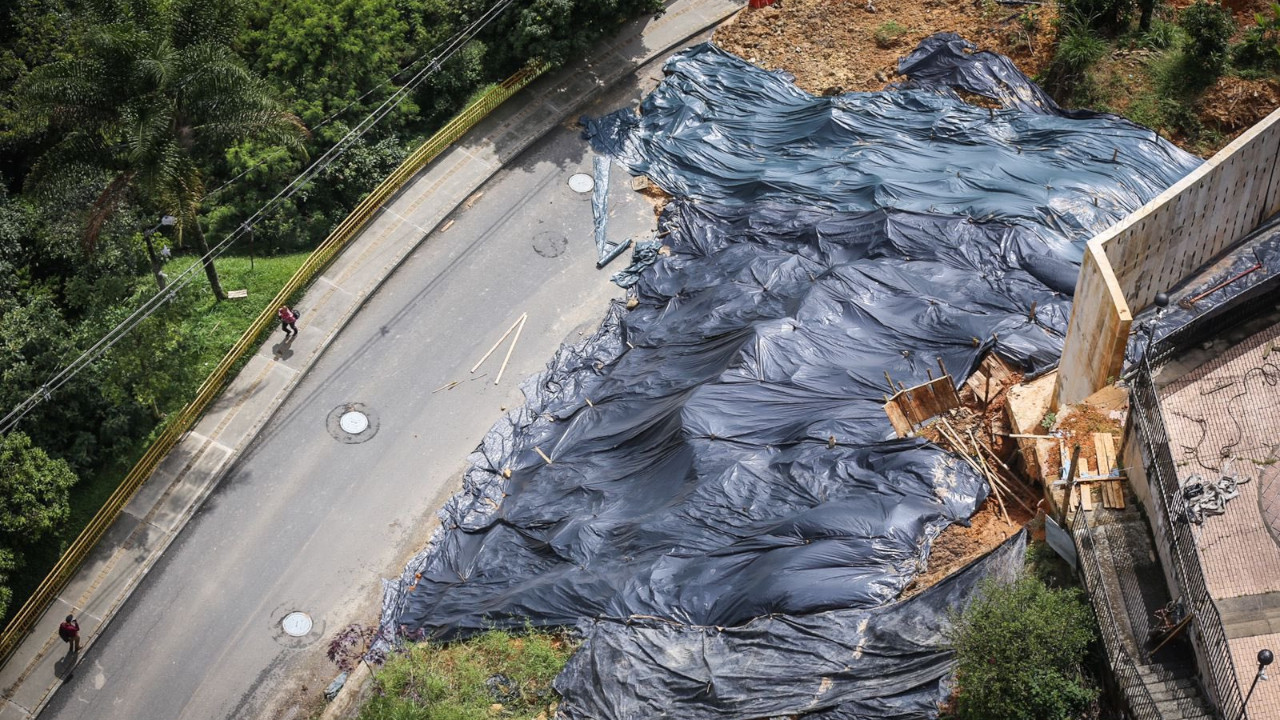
0,2,742,717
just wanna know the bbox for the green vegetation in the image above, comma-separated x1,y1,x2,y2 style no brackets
948,574,1097,720
1041,0,1280,156
874,21,909,49
1234,2,1280,71
0,432,76,618
0,0,664,623
358,630,576,720
1180,0,1236,79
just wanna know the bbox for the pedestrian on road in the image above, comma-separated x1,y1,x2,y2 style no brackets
58,615,80,653
278,305,299,338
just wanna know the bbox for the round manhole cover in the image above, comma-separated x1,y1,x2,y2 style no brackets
327,403,379,444
339,410,369,434
568,173,594,193
281,611,312,637
532,231,568,258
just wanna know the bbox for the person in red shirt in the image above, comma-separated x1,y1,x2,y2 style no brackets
277,306,299,338
58,614,80,653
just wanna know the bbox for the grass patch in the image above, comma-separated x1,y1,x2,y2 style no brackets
874,20,909,49
358,630,576,720
162,251,311,383
2,251,308,626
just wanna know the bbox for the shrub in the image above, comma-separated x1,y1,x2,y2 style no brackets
950,575,1097,720
359,630,577,720
874,20,909,48
1180,0,1236,78
1139,16,1182,49
1061,0,1134,34
1233,2,1280,71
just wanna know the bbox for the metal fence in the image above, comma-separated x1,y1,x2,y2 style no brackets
0,61,548,670
1072,505,1165,720
1130,344,1253,719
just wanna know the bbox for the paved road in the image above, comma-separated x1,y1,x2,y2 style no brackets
41,70,664,720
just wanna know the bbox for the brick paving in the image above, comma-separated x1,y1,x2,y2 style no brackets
1229,632,1280,719
1159,320,1280,717
1160,321,1280,600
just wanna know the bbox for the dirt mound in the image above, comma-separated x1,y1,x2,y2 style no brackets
1200,75,1280,132
714,0,1058,95
903,497,1033,599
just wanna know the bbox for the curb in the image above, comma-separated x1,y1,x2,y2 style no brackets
0,2,742,718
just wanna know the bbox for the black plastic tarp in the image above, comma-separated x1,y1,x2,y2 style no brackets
379,35,1199,718
555,531,1027,720
1129,210,1280,364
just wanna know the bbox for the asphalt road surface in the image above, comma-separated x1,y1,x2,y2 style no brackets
42,72,661,720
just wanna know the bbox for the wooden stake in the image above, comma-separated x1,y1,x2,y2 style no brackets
885,371,896,394
971,430,1037,515
533,446,552,464
494,314,527,385
472,313,526,373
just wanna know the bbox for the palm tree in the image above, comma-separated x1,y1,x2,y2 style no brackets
20,0,305,300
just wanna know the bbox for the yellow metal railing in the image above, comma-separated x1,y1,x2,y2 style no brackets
0,61,548,669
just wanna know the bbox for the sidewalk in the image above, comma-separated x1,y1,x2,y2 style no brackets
0,1,742,717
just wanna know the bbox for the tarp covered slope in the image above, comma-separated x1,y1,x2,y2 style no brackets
556,531,1027,720
381,35,1198,718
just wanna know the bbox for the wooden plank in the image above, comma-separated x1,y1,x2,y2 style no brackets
1080,459,1094,511
1093,432,1117,476
884,401,912,437
1103,480,1126,509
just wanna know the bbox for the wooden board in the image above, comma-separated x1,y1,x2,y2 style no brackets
883,401,913,437
1079,458,1094,511
1103,480,1126,510
884,375,961,437
1093,432,1118,475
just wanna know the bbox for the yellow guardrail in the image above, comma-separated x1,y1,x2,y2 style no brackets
0,61,549,668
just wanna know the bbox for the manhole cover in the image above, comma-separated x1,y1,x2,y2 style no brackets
339,410,369,434
568,173,594,193
532,231,568,258
281,611,312,637
327,403,379,444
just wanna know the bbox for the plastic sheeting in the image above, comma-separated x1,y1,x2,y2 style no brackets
1129,211,1280,365
380,35,1199,718
556,531,1027,720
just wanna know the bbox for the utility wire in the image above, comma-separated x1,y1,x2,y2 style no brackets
203,14,498,202
0,0,518,437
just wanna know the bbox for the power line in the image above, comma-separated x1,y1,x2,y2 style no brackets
0,0,518,437
203,17,497,203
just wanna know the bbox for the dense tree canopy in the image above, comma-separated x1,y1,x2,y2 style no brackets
0,0,664,623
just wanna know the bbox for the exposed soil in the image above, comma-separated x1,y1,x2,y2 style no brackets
714,0,1059,95
1200,75,1280,133
902,497,1034,599
1053,402,1123,471
901,354,1041,596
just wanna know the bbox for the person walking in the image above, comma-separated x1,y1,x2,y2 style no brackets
278,305,299,338
58,614,80,653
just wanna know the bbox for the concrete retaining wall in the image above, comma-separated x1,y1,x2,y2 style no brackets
1056,107,1280,405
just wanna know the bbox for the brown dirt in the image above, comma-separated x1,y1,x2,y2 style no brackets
714,0,1059,96
902,497,1034,599
1200,75,1280,133
1052,402,1122,469
901,353,1041,596
634,177,673,216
